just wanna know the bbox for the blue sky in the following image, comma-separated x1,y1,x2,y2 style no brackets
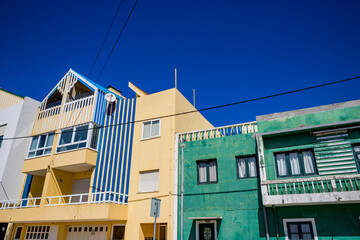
1,0,360,127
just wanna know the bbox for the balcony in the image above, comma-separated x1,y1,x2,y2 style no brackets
0,192,128,223
32,95,94,135
22,148,97,175
261,174,360,206
179,121,258,142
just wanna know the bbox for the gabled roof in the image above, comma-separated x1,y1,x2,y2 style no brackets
40,69,123,109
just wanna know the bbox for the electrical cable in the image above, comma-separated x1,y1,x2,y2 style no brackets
88,0,125,78
95,0,139,82
2,75,360,141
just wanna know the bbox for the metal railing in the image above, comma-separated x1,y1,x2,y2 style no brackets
179,121,258,142
262,174,360,196
0,197,41,209
45,191,128,206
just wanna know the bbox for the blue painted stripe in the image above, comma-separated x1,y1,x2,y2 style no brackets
22,175,33,199
125,99,136,198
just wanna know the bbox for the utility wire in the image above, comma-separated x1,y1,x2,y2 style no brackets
96,0,139,82
2,75,360,141
88,0,125,78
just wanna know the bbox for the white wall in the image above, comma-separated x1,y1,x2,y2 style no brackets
0,97,39,200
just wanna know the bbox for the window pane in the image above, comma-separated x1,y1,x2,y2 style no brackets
74,125,88,142
288,223,300,240
143,122,151,138
151,120,160,136
45,132,55,147
35,150,44,156
91,126,100,149
28,151,36,158
209,161,217,182
237,158,246,178
303,151,315,174
30,136,39,150
44,148,52,155
60,129,73,145
198,162,207,183
38,135,47,148
248,157,257,177
276,154,287,176
289,153,300,175
353,146,360,152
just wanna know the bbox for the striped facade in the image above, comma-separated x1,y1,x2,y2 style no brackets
92,97,136,202
0,88,24,109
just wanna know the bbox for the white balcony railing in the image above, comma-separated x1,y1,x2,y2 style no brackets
45,191,128,206
0,197,41,209
179,121,258,142
262,174,360,206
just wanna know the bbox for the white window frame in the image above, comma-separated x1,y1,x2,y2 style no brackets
141,119,161,140
283,218,318,240
110,224,125,240
195,220,217,240
56,123,98,154
27,132,55,159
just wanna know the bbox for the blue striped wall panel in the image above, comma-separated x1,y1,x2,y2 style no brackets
92,97,136,203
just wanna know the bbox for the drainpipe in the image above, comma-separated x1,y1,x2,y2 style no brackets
262,206,270,240
180,143,186,240
272,205,279,240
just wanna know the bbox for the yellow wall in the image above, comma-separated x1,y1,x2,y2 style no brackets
125,88,212,240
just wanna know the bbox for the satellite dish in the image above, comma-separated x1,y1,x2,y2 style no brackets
105,93,116,103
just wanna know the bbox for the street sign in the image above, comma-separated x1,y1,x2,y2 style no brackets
150,198,161,218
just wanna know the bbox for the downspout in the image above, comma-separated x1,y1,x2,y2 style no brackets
180,143,186,240
273,205,279,240
262,206,270,240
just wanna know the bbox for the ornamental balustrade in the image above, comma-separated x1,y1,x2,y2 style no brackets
179,121,258,142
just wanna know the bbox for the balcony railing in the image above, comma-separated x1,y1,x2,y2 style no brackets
262,174,360,206
179,121,258,142
45,191,128,206
32,95,94,134
0,197,41,209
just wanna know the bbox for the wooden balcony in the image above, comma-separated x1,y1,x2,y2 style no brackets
261,174,360,206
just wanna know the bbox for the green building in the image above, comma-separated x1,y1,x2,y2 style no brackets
175,99,360,240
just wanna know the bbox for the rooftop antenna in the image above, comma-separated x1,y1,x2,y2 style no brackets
175,68,177,89
193,89,196,107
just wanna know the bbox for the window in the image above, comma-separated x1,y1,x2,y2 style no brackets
197,160,217,184
352,145,360,172
57,123,99,153
25,225,50,240
275,150,317,177
27,132,55,158
284,219,317,240
142,120,160,139
111,225,125,240
0,135,3,149
236,155,257,178
139,170,159,193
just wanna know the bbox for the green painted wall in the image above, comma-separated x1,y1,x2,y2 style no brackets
178,134,267,239
258,105,360,133
266,204,360,240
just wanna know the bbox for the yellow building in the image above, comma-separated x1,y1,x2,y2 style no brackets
0,69,212,240
125,83,212,240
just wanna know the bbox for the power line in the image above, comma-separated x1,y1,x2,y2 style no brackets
88,0,125,78
96,0,139,82
2,75,360,141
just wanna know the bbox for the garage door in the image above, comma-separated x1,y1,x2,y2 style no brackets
25,225,59,240
66,225,107,240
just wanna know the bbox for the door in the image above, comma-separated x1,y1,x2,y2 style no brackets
199,223,215,240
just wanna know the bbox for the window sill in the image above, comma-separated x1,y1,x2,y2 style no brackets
137,190,159,194
25,153,52,160
141,136,161,141
55,147,97,155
